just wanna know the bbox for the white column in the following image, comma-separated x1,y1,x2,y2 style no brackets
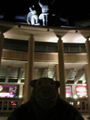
55,64,60,94
72,85,76,97
23,34,35,103
55,64,59,81
57,37,66,100
5,67,11,83
19,85,23,98
17,68,25,83
85,38,90,117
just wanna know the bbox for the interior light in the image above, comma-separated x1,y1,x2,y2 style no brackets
73,94,78,99
88,38,90,41
66,93,70,98
77,101,80,105
69,102,74,105
0,93,14,97
19,95,23,98
80,95,83,98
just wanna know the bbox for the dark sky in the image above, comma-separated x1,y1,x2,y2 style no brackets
0,0,90,24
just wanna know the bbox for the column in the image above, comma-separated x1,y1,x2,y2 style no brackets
72,85,77,109
23,34,35,103
85,38,90,118
55,64,60,94
19,85,23,98
0,32,4,64
72,85,76,98
57,36,66,100
55,64,59,81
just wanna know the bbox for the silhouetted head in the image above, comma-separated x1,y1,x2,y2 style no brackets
30,77,60,109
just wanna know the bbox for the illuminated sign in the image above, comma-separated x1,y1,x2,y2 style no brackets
0,85,19,98
66,86,72,98
76,86,87,97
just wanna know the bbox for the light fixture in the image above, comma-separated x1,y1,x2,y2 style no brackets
47,28,49,31
75,30,78,33
18,24,21,28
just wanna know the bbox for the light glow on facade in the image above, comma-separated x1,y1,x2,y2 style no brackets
76,86,87,97
62,30,86,43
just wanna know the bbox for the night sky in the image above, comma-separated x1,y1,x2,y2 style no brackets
0,0,90,25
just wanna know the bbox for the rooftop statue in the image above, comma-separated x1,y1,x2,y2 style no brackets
27,5,39,25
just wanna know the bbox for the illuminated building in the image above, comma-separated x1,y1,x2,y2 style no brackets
0,2,90,117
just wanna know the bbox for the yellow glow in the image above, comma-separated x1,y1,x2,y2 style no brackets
73,94,78,99
69,102,74,105
88,38,90,41
62,30,86,43
48,37,58,43
4,27,87,43
18,81,20,84
19,95,23,98
77,101,80,105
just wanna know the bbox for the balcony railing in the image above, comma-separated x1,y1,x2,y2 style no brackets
66,98,88,113
0,98,23,114
0,98,88,114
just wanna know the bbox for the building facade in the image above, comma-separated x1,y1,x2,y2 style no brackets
0,22,90,116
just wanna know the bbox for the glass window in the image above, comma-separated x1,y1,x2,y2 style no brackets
70,46,79,53
82,102,85,110
81,46,86,53
77,101,81,110
64,46,69,53
48,46,57,52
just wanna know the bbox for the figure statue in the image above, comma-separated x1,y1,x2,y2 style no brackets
38,0,49,26
27,5,39,25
